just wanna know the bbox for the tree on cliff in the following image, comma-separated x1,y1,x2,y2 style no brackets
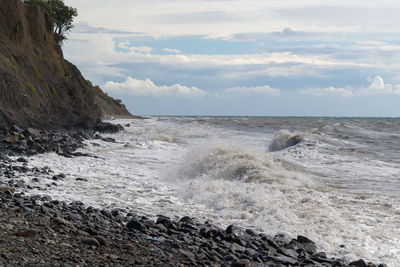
23,0,77,41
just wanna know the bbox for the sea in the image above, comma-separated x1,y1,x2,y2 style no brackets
15,117,400,265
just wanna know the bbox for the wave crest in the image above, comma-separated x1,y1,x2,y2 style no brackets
269,130,302,152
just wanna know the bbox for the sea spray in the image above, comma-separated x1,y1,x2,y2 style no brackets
14,117,400,265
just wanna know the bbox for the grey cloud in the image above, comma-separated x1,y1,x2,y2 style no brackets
74,22,144,35
155,11,243,24
229,28,328,42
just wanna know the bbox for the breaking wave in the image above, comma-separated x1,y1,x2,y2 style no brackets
268,130,303,152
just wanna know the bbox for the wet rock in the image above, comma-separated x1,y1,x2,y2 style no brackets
233,259,252,267
94,236,106,246
127,219,144,231
350,259,367,267
13,229,37,238
230,243,246,253
102,137,116,143
53,217,74,228
332,259,348,267
16,157,28,163
82,237,100,247
226,225,245,237
270,255,298,266
179,216,193,223
179,249,195,262
224,254,238,262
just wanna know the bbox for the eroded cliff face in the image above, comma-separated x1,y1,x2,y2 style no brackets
0,0,131,129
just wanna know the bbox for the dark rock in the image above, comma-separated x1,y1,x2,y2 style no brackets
226,225,245,237
269,255,298,266
350,259,367,267
179,216,193,223
16,157,28,163
230,243,246,253
155,223,168,233
224,254,238,262
102,137,116,143
244,248,258,257
332,259,348,267
94,236,106,246
127,219,143,231
156,217,175,230
178,249,195,262
297,235,315,244
82,237,100,247
94,122,123,134
245,229,256,236
232,259,252,267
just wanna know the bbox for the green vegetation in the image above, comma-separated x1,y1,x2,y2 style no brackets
23,0,77,42
0,54,17,72
93,85,124,107
26,82,37,95
51,87,58,96
112,98,122,106
85,80,93,87
31,64,40,80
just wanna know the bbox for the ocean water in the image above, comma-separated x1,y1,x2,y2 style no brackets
16,117,400,265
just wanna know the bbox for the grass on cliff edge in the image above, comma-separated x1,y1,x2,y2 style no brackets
26,82,37,95
0,54,17,72
31,64,40,80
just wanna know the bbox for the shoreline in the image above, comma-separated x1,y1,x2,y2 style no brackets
0,125,387,266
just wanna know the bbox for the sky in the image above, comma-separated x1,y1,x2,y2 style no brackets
62,0,400,116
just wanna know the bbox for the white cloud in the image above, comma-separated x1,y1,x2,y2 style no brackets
223,85,281,96
103,77,206,98
117,42,153,54
301,76,400,98
163,48,181,54
301,86,354,97
357,76,400,96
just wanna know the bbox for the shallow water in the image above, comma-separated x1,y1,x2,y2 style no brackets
17,117,400,265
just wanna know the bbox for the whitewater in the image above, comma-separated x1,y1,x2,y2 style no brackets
15,117,400,265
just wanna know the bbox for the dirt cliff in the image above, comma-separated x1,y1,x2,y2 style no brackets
0,0,132,129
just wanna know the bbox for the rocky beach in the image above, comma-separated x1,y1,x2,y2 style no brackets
0,125,387,267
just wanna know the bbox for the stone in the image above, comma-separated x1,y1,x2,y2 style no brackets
179,216,193,223
156,217,174,229
297,235,315,244
102,137,116,143
179,249,195,262
14,229,36,238
226,225,245,237
244,248,258,257
332,259,348,267
16,157,28,163
94,236,106,246
224,254,238,262
230,243,246,253
53,217,74,228
155,223,168,233
232,259,252,267
82,237,100,247
350,259,367,267
127,219,143,231
270,255,298,266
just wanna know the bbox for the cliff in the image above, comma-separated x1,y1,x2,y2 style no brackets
0,0,132,129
